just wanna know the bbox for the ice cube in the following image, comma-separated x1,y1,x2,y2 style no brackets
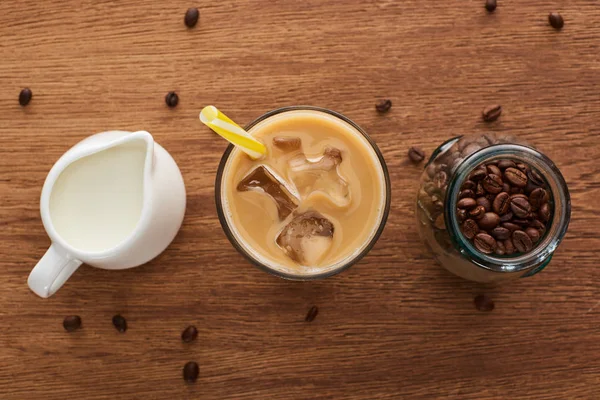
237,166,299,220
276,210,334,264
273,136,302,152
287,147,349,205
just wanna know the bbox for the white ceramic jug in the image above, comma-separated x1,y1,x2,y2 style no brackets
28,131,186,298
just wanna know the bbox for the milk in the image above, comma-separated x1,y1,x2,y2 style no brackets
49,140,146,252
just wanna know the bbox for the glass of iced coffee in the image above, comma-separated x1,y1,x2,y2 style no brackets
215,106,390,280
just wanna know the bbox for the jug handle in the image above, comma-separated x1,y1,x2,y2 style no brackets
28,245,82,298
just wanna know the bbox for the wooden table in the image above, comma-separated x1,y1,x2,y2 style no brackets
1,1,599,398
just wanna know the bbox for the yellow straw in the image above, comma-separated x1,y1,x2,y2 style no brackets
200,106,266,159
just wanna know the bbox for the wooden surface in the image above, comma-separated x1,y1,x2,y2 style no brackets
1,1,599,399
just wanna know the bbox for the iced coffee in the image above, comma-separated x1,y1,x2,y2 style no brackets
216,108,390,278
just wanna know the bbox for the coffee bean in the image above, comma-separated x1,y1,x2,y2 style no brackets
495,240,505,255
529,188,549,210
476,182,485,196
485,193,496,202
457,209,468,223
504,167,528,187
63,316,82,332
491,226,511,240
462,219,480,239
516,163,529,172
165,91,179,108
375,99,392,113
459,189,475,199
433,171,448,189
184,8,200,28
502,222,520,232
510,187,524,195
527,169,545,187
474,294,495,312
112,314,127,333
499,211,513,222
469,168,487,181
492,192,511,215
485,0,497,12
524,181,540,195
498,159,516,170
434,214,446,230
476,197,491,212
530,219,547,236
525,227,540,243
482,104,502,122
510,197,532,218
181,326,198,343
19,88,32,106
461,180,476,191
426,163,437,178
482,174,503,194
486,165,501,176
470,205,486,220
473,233,497,254
504,239,516,255
512,230,533,253
549,12,564,30
539,203,551,222
457,197,477,209
183,361,199,382
424,182,438,196
478,212,500,230
502,183,511,193
512,218,529,226
305,306,319,322
408,147,425,163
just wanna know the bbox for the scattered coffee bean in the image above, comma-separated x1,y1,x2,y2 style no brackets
549,12,564,30
512,230,533,253
495,240,505,255
474,294,495,312
492,192,511,215
482,174,503,194
504,167,528,187
408,147,425,163
458,197,477,210
165,91,179,108
473,233,496,254
539,203,551,222
478,212,500,230
485,0,497,12
525,227,540,243
19,88,32,106
112,314,127,333
498,159,516,170
63,315,82,332
470,205,486,220
510,196,532,218
184,8,200,28
529,188,549,210
375,99,392,113
181,325,198,343
305,306,319,322
476,197,491,212
183,361,199,382
491,226,511,241
482,104,502,122
462,219,480,239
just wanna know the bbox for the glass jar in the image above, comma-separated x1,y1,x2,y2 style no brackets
416,132,571,283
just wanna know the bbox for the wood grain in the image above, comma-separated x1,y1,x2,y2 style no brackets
1,1,599,399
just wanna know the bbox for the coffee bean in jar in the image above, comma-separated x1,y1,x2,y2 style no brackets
416,132,571,283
